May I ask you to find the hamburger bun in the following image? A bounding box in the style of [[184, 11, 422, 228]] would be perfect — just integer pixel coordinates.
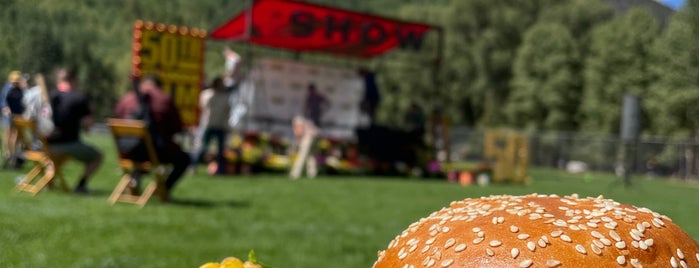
[[373, 194, 698, 267]]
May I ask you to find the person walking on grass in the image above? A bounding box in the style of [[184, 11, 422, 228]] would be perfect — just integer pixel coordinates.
[[191, 76, 231, 174]]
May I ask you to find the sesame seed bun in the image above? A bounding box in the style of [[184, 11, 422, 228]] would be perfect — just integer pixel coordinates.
[[373, 194, 699, 268]]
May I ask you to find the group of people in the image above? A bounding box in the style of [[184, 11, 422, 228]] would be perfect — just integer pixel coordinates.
[[1, 68, 103, 193], [0, 46, 389, 197]]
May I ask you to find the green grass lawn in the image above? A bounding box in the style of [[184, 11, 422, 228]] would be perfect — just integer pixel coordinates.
[[1, 134, 698, 267]]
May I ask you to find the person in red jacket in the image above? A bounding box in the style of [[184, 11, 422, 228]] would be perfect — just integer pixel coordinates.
[[115, 75, 189, 200]]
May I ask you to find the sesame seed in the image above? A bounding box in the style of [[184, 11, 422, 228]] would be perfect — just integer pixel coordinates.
[[427, 258, 436, 267], [677, 248, 685, 259], [551, 230, 563, 237], [492, 217, 498, 224], [644, 238, 654, 246], [530, 213, 542, 220], [510, 225, 519, 233], [617, 255, 626, 265], [426, 237, 436, 245], [575, 244, 587, 254], [541, 235, 549, 244], [570, 225, 580, 231], [631, 241, 639, 248], [671, 256, 678, 268], [478, 231, 485, 238], [629, 258, 642, 268], [630, 231, 641, 241], [454, 243, 467, 252], [695, 253, 699, 262], [591, 231, 604, 239], [511, 248, 519, 259], [473, 237, 484, 244], [600, 238, 612, 246], [490, 240, 502, 247], [518, 234, 530, 240], [519, 259, 533, 268], [638, 207, 653, 213], [398, 250, 408, 260], [498, 216, 505, 223], [652, 217, 665, 227], [559, 206, 569, 210], [472, 227, 481, 233], [560, 234, 572, 242], [538, 239, 547, 248], [636, 223, 645, 233], [409, 244, 418, 252], [680, 260, 687, 268], [442, 226, 451, 233], [444, 238, 456, 249], [546, 259, 561, 267], [615, 241, 626, 249], [591, 244, 602, 255], [421, 245, 430, 253], [604, 223, 617, 229], [441, 259, 454, 267], [609, 230, 621, 241], [527, 241, 536, 252], [587, 222, 598, 228], [553, 220, 567, 227], [592, 239, 604, 248], [486, 248, 494, 256]]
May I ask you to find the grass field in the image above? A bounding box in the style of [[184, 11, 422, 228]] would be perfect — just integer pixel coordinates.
[[1, 134, 698, 267]]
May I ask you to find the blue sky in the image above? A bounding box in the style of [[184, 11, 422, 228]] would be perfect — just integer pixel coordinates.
[[662, 0, 686, 9]]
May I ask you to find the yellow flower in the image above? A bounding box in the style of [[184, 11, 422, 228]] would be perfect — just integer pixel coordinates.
[[220, 257, 245, 268], [199, 262, 221, 268], [243, 261, 263, 268]]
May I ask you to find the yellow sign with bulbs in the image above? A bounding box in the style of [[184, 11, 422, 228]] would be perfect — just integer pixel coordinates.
[[132, 20, 206, 126]]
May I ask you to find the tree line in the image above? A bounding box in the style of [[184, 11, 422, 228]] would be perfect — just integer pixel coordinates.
[[1, 0, 698, 139]]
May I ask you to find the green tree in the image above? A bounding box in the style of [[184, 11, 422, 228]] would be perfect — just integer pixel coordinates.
[[506, 23, 579, 131], [538, 0, 613, 47], [442, 0, 558, 126], [376, 4, 446, 127], [581, 7, 660, 134], [646, 0, 699, 137]]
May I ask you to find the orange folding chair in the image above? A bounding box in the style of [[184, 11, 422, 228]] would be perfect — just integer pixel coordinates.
[[107, 118, 166, 207], [13, 116, 69, 195]]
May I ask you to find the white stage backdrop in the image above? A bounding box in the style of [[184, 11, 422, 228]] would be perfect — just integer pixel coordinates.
[[237, 58, 364, 140]]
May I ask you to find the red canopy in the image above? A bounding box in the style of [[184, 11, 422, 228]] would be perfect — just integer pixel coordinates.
[[210, 0, 433, 58]]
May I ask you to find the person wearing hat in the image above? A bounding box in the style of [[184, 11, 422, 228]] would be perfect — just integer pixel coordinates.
[[1, 71, 23, 168]]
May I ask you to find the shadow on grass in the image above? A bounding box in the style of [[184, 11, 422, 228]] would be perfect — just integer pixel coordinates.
[[167, 198, 251, 209]]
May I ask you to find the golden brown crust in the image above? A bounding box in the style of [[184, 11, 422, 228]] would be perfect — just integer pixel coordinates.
[[373, 194, 699, 268]]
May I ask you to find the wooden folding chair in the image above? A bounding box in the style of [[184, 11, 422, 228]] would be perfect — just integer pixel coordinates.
[[107, 118, 166, 207], [13, 116, 70, 195]]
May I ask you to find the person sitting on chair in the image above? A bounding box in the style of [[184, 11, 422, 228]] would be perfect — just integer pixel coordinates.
[[115, 75, 189, 200], [47, 68, 103, 193]]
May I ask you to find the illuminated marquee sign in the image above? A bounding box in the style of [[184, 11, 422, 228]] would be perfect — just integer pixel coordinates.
[[132, 20, 206, 126]]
